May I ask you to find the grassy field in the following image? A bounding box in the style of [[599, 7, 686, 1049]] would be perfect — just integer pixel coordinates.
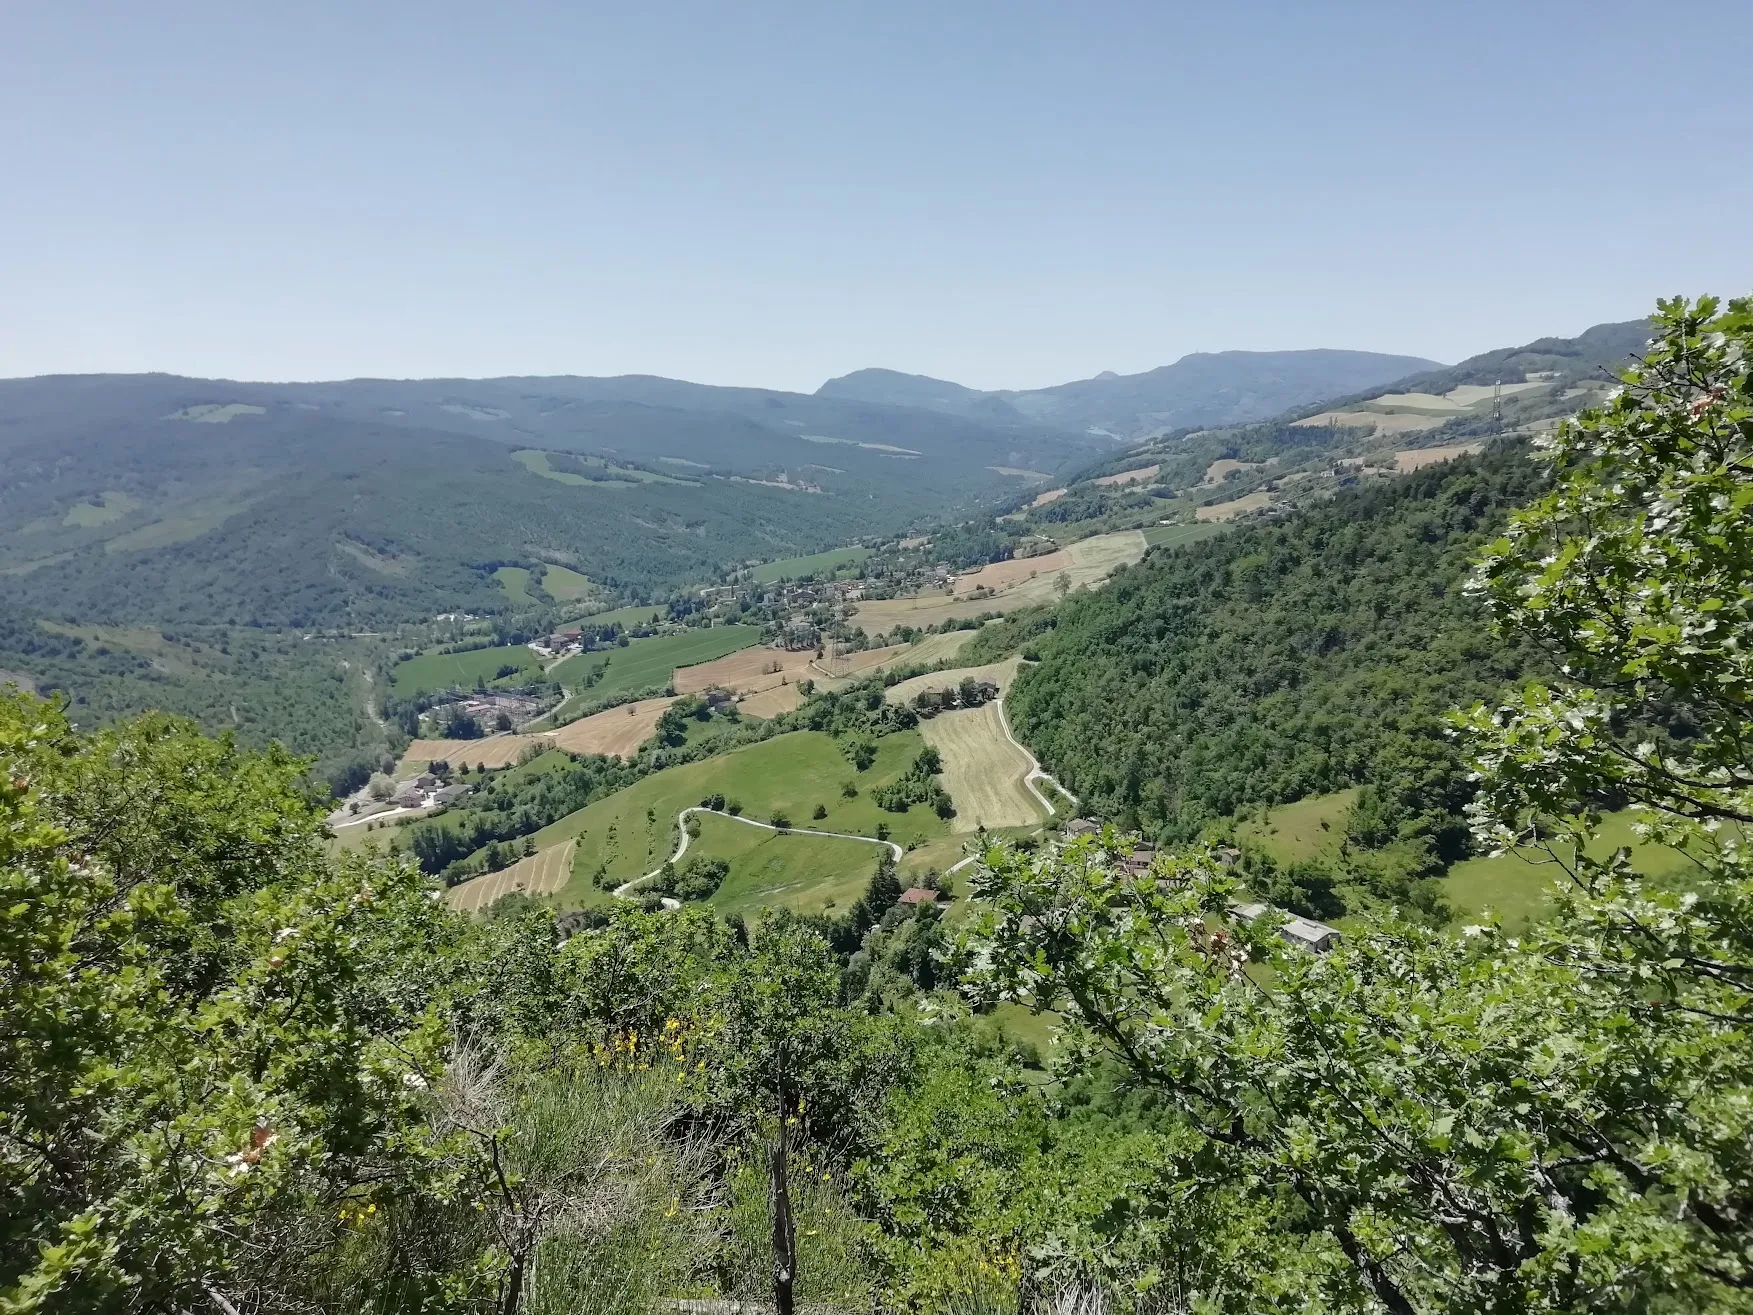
[[1143, 521, 1229, 551], [549, 695, 677, 758], [854, 531, 1146, 632], [884, 657, 1024, 705], [63, 492, 139, 528], [919, 701, 1044, 832], [494, 566, 537, 604], [579, 603, 670, 631], [550, 626, 762, 697], [1445, 810, 1702, 930], [392, 643, 543, 695], [1195, 491, 1274, 522], [530, 730, 951, 906], [445, 840, 576, 914], [541, 563, 594, 600], [1239, 791, 1703, 932], [1236, 789, 1359, 866], [511, 449, 687, 485], [105, 500, 249, 553], [751, 546, 871, 583], [686, 813, 892, 917]]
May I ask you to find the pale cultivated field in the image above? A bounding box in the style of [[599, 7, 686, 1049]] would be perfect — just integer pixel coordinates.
[[908, 629, 979, 663], [812, 631, 981, 693], [1031, 487, 1068, 507], [884, 656, 1025, 705], [809, 643, 909, 681], [1200, 458, 1262, 484], [1396, 442, 1485, 472], [1196, 491, 1275, 522], [550, 696, 677, 757], [739, 684, 804, 718], [402, 734, 548, 771], [1368, 391, 1471, 414], [675, 645, 815, 695], [853, 531, 1146, 632], [444, 840, 575, 914], [1444, 382, 1545, 406], [1294, 410, 1447, 434], [987, 466, 1051, 479], [954, 550, 1069, 594], [920, 703, 1043, 832], [1091, 464, 1159, 487]]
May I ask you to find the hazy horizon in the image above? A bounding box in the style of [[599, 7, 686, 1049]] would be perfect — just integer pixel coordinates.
[[3, 1, 1748, 391]]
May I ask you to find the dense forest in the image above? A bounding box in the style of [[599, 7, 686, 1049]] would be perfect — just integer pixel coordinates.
[[1009, 445, 1548, 846]]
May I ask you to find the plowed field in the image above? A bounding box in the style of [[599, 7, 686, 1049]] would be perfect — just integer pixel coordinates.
[[444, 840, 575, 914], [550, 696, 677, 757]]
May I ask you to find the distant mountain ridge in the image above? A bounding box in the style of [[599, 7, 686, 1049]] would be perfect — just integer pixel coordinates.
[[818, 348, 1445, 439]]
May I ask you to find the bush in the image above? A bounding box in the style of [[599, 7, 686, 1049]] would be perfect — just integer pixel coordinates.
[[812, 803, 828, 821], [769, 810, 791, 830]]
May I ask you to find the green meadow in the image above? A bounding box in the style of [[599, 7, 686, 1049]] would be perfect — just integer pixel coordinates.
[[1142, 521, 1228, 550], [751, 546, 870, 583], [392, 643, 543, 695], [549, 625, 761, 697], [520, 729, 950, 905]]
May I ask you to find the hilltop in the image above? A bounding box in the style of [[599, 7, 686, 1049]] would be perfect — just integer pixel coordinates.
[[818, 346, 1443, 438]]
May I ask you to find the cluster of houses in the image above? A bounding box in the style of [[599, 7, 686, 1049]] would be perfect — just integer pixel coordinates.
[[393, 772, 473, 811], [1059, 817, 1341, 954]]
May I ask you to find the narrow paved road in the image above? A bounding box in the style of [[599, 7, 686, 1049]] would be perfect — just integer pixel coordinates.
[[612, 806, 906, 906], [994, 698, 1078, 815]]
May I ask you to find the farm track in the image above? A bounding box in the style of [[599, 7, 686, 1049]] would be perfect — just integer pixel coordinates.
[[995, 698, 1077, 816], [613, 807, 904, 908]]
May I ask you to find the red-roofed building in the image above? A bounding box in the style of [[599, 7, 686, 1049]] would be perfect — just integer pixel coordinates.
[[898, 887, 944, 905]]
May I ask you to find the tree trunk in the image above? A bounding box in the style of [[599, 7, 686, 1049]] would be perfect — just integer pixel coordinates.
[[769, 1101, 797, 1315]]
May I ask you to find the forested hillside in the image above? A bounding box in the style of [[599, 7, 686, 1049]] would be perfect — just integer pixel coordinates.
[[1008, 444, 1547, 841], [0, 374, 1096, 629], [819, 346, 1442, 437]]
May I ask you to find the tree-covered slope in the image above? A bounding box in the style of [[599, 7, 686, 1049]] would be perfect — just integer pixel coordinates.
[[1007, 445, 1546, 839], [0, 374, 1097, 630], [819, 348, 1443, 438]]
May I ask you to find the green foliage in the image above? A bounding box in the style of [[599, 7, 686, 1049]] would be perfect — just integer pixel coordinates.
[[1010, 445, 1545, 843], [872, 745, 951, 815], [0, 694, 465, 1312], [967, 298, 1753, 1312]]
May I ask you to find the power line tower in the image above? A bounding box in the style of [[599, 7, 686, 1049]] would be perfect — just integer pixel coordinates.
[[1492, 378, 1504, 433]]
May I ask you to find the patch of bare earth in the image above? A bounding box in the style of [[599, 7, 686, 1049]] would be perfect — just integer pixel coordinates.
[[1396, 442, 1484, 472], [444, 840, 576, 914], [401, 734, 549, 771], [550, 696, 678, 758]]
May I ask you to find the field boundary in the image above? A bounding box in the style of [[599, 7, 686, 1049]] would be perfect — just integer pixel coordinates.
[[995, 698, 1078, 815], [613, 806, 904, 905]]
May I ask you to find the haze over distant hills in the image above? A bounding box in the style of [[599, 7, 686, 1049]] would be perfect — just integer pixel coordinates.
[[817, 347, 1445, 439]]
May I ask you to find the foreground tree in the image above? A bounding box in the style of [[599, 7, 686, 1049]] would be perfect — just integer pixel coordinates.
[[0, 699, 469, 1312], [968, 296, 1753, 1311]]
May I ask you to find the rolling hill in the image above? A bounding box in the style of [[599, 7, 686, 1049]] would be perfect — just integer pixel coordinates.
[[0, 372, 1106, 631], [818, 348, 1443, 439]]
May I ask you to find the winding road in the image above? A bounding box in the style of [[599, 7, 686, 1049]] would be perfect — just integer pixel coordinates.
[[994, 698, 1078, 816], [612, 806, 905, 907], [610, 709, 1070, 905]]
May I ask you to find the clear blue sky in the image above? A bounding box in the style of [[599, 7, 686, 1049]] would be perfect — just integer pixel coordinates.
[[4, 1, 1749, 391]]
